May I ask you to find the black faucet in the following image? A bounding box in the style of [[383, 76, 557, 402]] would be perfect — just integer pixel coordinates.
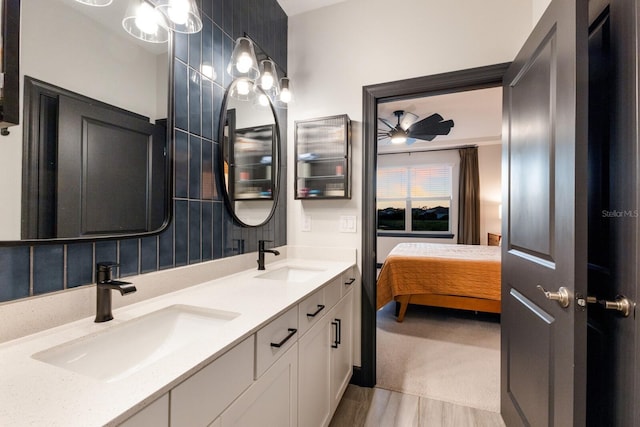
[[257, 240, 280, 270], [95, 262, 137, 323]]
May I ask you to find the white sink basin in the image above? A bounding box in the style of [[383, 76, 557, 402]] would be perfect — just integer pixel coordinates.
[[256, 266, 325, 282], [32, 304, 240, 382]]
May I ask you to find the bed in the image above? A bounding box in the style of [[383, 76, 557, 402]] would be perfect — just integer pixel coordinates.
[[377, 242, 501, 322]]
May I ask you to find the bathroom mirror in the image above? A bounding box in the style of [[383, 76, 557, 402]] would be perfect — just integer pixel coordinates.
[[0, 0, 171, 241], [220, 79, 280, 227]]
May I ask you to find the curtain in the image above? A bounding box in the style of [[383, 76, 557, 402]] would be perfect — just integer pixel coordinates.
[[458, 147, 480, 244]]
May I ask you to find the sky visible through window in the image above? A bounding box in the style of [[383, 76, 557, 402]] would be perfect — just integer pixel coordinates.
[[377, 165, 452, 232]]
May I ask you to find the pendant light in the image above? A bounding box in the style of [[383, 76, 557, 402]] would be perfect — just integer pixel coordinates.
[[227, 37, 260, 81], [154, 0, 203, 34], [123, 0, 169, 43], [257, 59, 280, 99], [229, 78, 256, 102], [276, 76, 293, 108], [75, 0, 113, 6]]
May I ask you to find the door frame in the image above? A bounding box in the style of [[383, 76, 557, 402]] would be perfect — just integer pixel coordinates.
[[357, 62, 510, 387]]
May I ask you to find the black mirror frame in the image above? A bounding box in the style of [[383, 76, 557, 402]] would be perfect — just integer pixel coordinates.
[[0, 3, 174, 245], [218, 80, 281, 228]]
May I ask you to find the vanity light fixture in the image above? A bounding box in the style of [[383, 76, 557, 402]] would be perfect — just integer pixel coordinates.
[[122, 0, 170, 43], [257, 59, 280, 98], [75, 0, 113, 6], [201, 64, 217, 81], [154, 0, 203, 34], [230, 78, 255, 102], [227, 37, 260, 81], [276, 76, 293, 108]]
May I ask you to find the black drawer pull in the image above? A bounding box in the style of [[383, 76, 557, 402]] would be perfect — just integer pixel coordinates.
[[335, 318, 342, 345], [270, 328, 297, 348], [331, 321, 339, 348], [306, 304, 325, 318], [344, 278, 355, 285]]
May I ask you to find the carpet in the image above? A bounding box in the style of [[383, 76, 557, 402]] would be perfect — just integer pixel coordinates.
[[376, 302, 501, 413]]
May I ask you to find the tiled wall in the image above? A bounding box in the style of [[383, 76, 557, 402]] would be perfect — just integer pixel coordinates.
[[0, 0, 288, 303]]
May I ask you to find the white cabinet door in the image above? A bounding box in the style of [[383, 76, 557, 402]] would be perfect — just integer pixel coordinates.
[[298, 316, 332, 427], [220, 343, 298, 427], [330, 290, 353, 415]]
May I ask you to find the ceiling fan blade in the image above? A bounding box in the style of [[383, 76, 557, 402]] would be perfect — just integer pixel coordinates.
[[378, 118, 394, 130], [408, 117, 454, 139], [407, 113, 444, 134], [400, 112, 419, 130]]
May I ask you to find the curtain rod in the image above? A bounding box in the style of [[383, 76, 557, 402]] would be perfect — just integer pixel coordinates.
[[377, 144, 477, 156]]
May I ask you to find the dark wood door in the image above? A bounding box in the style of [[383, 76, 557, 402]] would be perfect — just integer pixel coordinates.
[[588, 1, 639, 425], [501, 0, 588, 425]]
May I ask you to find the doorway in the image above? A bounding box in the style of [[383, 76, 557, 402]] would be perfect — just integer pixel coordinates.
[[359, 63, 509, 389], [373, 86, 503, 411]]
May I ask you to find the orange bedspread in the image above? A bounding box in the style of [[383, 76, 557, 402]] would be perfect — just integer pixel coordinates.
[[376, 243, 501, 310]]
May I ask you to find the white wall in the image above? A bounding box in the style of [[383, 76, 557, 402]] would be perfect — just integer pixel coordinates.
[[287, 0, 533, 366], [0, 0, 167, 239], [532, 0, 552, 25]]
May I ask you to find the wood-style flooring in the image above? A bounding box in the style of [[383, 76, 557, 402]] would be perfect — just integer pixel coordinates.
[[329, 385, 506, 427]]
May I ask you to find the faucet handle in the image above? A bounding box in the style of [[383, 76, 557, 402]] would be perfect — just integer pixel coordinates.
[[96, 262, 119, 283], [97, 261, 119, 271], [258, 240, 273, 250]]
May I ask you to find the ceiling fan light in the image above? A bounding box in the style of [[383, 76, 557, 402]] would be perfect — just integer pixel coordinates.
[[390, 128, 407, 144]]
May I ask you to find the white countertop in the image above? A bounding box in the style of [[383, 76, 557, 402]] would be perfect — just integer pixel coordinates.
[[0, 256, 354, 426]]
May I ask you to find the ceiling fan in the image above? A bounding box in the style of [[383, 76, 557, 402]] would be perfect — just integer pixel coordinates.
[[378, 110, 455, 145]]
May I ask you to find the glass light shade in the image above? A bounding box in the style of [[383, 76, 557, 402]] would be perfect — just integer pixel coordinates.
[[229, 78, 256, 102], [227, 37, 260, 81], [251, 86, 272, 109], [75, 0, 113, 6], [276, 76, 293, 108], [123, 0, 170, 43], [201, 64, 217, 81], [257, 59, 280, 98], [154, 0, 203, 34]]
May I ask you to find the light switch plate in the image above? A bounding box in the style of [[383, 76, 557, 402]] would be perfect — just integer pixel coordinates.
[[339, 215, 357, 233], [301, 214, 311, 232]]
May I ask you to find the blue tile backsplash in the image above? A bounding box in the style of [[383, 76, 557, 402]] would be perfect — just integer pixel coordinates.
[[0, 0, 288, 303]]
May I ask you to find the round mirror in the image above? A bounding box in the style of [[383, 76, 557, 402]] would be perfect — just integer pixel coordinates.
[[219, 79, 280, 227]]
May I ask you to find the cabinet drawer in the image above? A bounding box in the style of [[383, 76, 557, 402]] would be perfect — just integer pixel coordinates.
[[256, 306, 298, 378], [342, 267, 357, 296], [170, 336, 254, 427], [298, 288, 326, 336], [324, 276, 342, 311], [119, 394, 168, 427]]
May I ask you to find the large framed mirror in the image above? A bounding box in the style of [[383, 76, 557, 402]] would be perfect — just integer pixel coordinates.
[[220, 79, 280, 227], [0, 0, 172, 242]]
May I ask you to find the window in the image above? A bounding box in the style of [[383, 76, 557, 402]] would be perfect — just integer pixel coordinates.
[[377, 164, 453, 234]]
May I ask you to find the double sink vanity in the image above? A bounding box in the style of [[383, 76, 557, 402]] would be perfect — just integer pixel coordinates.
[[0, 246, 357, 426]]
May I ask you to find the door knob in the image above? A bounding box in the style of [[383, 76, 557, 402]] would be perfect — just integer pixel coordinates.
[[536, 285, 570, 308], [599, 295, 633, 317], [575, 293, 633, 317]]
